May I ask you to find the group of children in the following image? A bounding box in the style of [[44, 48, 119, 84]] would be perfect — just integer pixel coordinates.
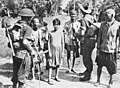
[[30, 17, 64, 85]]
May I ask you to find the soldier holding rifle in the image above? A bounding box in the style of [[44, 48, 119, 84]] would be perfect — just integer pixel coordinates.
[[6, 8, 35, 88]]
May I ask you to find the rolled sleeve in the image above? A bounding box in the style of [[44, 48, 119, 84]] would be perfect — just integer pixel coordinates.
[[23, 25, 32, 40]]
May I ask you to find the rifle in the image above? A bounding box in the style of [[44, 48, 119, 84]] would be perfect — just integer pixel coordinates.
[[5, 26, 15, 56]]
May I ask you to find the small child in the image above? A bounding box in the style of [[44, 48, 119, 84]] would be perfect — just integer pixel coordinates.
[[47, 18, 64, 85]]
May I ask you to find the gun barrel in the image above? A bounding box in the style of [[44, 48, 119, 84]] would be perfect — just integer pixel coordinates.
[[6, 28, 15, 56]]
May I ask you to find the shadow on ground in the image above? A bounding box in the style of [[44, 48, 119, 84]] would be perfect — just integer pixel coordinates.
[[0, 63, 13, 70], [4, 85, 13, 88], [59, 69, 79, 82], [0, 82, 12, 88], [0, 63, 13, 78]]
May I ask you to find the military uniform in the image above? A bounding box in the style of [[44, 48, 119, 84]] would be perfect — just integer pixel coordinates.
[[8, 8, 35, 88], [80, 25, 98, 77], [10, 20, 33, 84], [79, 14, 99, 81]]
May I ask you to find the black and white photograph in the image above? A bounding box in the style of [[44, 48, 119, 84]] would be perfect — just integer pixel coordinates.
[[0, 0, 120, 88]]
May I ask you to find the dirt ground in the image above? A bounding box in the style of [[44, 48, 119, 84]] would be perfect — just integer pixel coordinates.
[[0, 53, 120, 88], [0, 15, 120, 88]]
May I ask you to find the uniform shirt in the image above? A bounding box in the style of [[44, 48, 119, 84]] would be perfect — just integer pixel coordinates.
[[85, 25, 99, 38], [64, 20, 80, 45], [11, 20, 33, 44], [22, 24, 33, 40], [97, 20, 120, 53], [14, 20, 33, 59]]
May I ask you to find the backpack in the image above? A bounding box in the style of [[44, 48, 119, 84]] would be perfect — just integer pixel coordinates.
[[11, 23, 24, 42]]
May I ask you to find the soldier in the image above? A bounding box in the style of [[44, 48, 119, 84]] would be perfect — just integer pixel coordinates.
[[7, 8, 35, 88], [64, 9, 80, 73], [77, 4, 100, 81], [79, 15, 99, 81], [95, 9, 120, 87]]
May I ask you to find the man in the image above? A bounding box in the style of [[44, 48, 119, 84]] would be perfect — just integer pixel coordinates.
[[95, 9, 120, 87], [64, 9, 80, 73], [77, 4, 96, 81], [79, 16, 99, 81], [77, 3, 93, 53], [8, 8, 35, 88]]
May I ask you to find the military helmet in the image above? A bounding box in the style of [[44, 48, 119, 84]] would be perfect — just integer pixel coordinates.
[[18, 8, 35, 17], [70, 9, 77, 16]]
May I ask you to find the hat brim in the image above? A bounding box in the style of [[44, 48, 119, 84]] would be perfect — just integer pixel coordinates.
[[78, 3, 91, 14]]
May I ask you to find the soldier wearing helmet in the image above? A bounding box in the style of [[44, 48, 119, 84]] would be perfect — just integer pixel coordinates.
[[64, 9, 80, 73], [8, 8, 35, 88]]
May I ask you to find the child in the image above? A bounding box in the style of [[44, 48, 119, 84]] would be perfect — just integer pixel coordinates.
[[47, 18, 64, 85]]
